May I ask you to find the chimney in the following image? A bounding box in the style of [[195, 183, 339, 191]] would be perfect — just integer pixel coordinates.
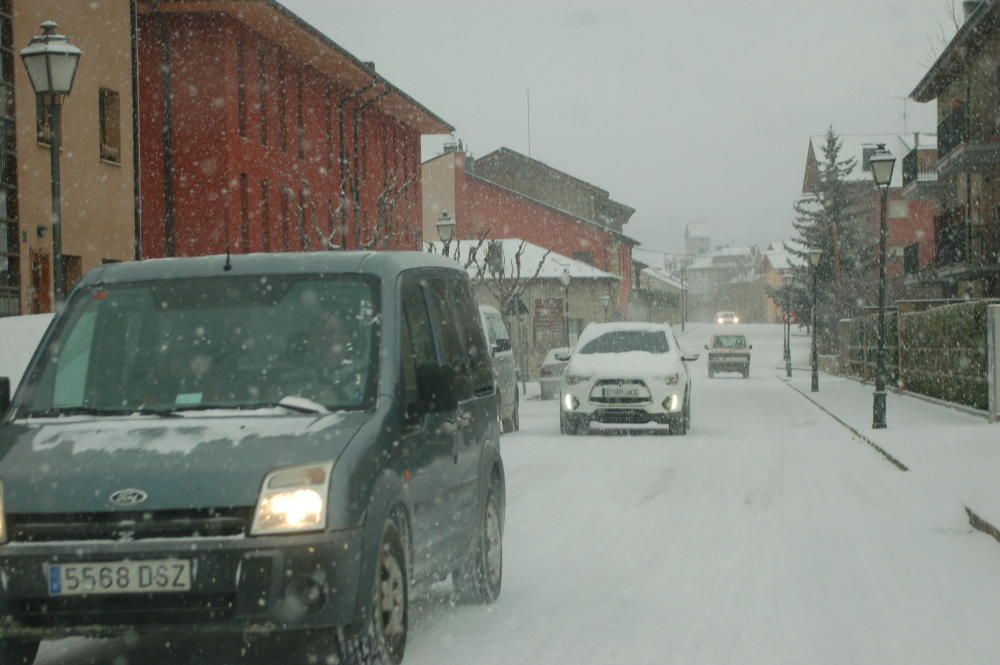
[[442, 141, 459, 154], [363, 61, 376, 72], [964, 1, 985, 21]]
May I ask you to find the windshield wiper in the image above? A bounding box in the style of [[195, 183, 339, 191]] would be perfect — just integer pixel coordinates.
[[23, 406, 181, 419], [168, 398, 328, 415]]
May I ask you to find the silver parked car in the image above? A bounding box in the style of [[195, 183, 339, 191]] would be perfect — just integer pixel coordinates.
[[480, 305, 519, 432], [539, 346, 570, 400]]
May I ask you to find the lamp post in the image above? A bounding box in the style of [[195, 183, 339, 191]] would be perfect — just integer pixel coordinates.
[[599, 293, 611, 322], [870, 144, 896, 429], [783, 276, 792, 378], [436, 210, 456, 257], [20, 21, 82, 309], [559, 268, 572, 347], [680, 258, 688, 331], [808, 248, 823, 392]]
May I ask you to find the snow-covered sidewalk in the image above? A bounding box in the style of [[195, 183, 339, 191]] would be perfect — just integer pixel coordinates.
[[785, 370, 1000, 538]]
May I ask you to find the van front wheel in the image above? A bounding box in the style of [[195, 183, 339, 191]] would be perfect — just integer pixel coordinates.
[[337, 515, 408, 665]]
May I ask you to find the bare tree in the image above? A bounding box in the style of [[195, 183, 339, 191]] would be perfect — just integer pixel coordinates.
[[920, 0, 962, 67]]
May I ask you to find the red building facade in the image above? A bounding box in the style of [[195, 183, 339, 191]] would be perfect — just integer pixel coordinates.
[[422, 149, 637, 313], [137, 1, 451, 259]]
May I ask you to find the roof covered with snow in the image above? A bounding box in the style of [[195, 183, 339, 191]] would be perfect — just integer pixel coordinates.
[[807, 134, 930, 189], [641, 267, 683, 290], [425, 239, 620, 281]]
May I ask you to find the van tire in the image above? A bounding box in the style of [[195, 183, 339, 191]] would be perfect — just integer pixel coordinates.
[[453, 478, 503, 604], [0, 639, 40, 665], [337, 515, 408, 665]]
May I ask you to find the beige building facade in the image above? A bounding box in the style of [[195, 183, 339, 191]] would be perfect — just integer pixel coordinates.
[[10, 0, 137, 314]]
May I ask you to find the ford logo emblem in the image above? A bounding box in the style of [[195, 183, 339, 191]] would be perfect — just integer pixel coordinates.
[[108, 488, 149, 506]]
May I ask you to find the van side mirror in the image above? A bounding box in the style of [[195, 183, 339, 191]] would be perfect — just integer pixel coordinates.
[[682, 353, 700, 362], [749, 344, 753, 350], [554, 350, 571, 362], [0, 377, 9, 415], [416, 364, 459, 413], [492, 338, 512, 354]]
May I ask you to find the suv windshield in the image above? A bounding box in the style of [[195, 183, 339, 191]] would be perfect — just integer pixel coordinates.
[[16, 275, 379, 417], [712, 335, 747, 349], [578, 330, 670, 355]]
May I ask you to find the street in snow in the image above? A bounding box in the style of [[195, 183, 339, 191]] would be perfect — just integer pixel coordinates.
[[17, 324, 1000, 665]]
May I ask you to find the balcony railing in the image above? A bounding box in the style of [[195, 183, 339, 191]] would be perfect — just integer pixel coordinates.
[[934, 206, 1000, 268], [938, 105, 969, 160], [901, 148, 938, 187]]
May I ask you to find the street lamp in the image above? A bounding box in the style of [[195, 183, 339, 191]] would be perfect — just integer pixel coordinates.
[[436, 210, 456, 257], [783, 275, 792, 378], [808, 248, 823, 392], [870, 144, 895, 429], [21, 21, 82, 309], [559, 268, 572, 347], [599, 293, 611, 322]]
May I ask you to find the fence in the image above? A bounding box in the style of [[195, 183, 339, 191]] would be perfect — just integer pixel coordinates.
[[839, 300, 998, 416]]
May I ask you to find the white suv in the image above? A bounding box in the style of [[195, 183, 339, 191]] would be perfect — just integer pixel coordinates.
[[558, 322, 698, 435]]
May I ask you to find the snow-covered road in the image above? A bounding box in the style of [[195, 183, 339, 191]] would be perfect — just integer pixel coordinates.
[[33, 324, 1000, 665]]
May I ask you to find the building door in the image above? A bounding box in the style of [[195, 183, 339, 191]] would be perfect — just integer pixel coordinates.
[[30, 250, 51, 313]]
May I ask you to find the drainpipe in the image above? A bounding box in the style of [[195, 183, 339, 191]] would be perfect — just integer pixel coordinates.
[[129, 0, 142, 260], [352, 84, 390, 248], [152, 1, 176, 257], [337, 81, 376, 249]]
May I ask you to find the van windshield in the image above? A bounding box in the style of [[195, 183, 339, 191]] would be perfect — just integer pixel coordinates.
[[16, 275, 379, 417]]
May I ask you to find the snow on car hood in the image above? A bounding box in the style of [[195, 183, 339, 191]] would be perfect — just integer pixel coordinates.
[[567, 351, 683, 379], [0, 411, 369, 513]]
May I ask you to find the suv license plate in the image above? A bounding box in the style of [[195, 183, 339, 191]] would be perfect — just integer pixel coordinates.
[[47, 559, 192, 596], [603, 387, 641, 398]]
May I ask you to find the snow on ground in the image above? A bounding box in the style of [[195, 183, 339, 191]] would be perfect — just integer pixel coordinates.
[[0, 314, 51, 386], [10, 321, 1000, 665]]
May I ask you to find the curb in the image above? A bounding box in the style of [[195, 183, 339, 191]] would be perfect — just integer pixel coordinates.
[[966, 507, 1000, 545], [783, 380, 909, 472]]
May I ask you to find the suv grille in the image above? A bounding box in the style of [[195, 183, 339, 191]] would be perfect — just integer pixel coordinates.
[[6, 508, 252, 543], [15, 594, 237, 627]]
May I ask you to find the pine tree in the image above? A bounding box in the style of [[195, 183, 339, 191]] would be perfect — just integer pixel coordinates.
[[789, 127, 874, 351]]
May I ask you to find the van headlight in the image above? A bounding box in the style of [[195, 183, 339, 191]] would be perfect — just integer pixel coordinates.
[[0, 479, 6, 544], [251, 462, 333, 535]]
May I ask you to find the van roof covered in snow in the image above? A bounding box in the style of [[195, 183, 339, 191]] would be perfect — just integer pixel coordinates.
[[78, 251, 466, 286]]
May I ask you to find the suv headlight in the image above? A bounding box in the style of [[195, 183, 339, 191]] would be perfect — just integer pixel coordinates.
[[0, 479, 6, 545], [251, 462, 333, 536], [564, 374, 591, 386]]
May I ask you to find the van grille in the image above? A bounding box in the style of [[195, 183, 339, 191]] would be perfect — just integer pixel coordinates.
[[7, 508, 252, 543]]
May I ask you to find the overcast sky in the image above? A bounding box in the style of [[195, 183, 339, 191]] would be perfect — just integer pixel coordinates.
[[283, 0, 956, 258]]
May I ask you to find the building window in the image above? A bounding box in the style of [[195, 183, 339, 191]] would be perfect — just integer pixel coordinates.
[[35, 96, 52, 144], [296, 66, 304, 159], [889, 200, 909, 219], [257, 47, 268, 146], [261, 178, 271, 252], [903, 243, 920, 275], [237, 39, 247, 139], [0, 1, 19, 316], [280, 186, 290, 250], [240, 174, 249, 252], [99, 88, 121, 163], [325, 89, 334, 172], [861, 146, 875, 172], [277, 63, 287, 154]]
